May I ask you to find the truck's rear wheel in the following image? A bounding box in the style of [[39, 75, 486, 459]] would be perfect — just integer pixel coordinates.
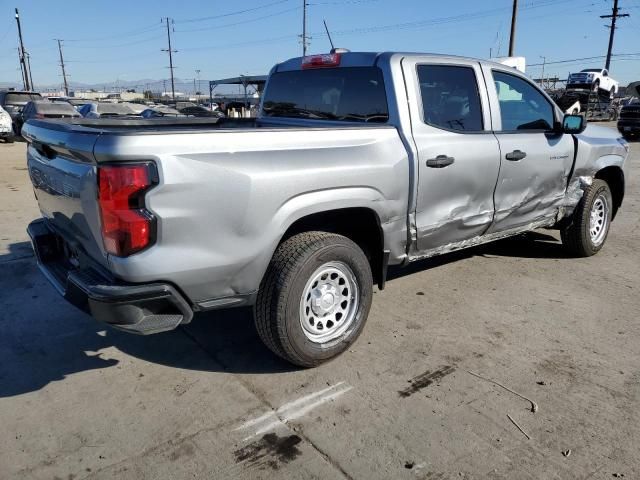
[[561, 179, 612, 257], [255, 232, 373, 367]]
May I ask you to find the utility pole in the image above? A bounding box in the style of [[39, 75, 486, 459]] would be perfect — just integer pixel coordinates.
[[162, 17, 177, 101], [195, 69, 201, 99], [540, 56, 546, 89], [301, 0, 309, 56], [56, 39, 69, 97], [508, 0, 518, 56], [15, 8, 31, 91], [26, 53, 34, 90], [16, 49, 27, 91], [601, 0, 629, 71]]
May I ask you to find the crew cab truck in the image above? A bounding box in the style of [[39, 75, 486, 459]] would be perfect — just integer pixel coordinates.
[[24, 51, 629, 367]]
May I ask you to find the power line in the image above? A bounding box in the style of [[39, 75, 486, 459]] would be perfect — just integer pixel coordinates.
[[64, 23, 162, 43], [601, 0, 630, 71], [527, 52, 640, 67], [176, 0, 291, 24], [175, 7, 301, 33], [178, 0, 595, 53]]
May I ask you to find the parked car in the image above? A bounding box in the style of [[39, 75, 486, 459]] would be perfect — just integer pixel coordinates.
[[617, 99, 640, 140], [0, 90, 43, 133], [179, 105, 225, 118], [78, 102, 136, 118], [16, 101, 81, 133], [0, 105, 14, 143], [124, 102, 149, 115], [23, 51, 629, 367], [66, 98, 93, 110], [567, 69, 619, 98], [141, 106, 184, 118]]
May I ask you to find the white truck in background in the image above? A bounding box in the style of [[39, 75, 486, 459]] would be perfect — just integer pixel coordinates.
[[567, 69, 619, 98]]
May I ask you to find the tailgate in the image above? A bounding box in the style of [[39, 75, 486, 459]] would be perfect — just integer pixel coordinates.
[[23, 120, 108, 269]]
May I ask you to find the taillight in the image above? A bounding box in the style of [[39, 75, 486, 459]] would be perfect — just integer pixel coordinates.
[[302, 53, 341, 69], [98, 163, 157, 257]]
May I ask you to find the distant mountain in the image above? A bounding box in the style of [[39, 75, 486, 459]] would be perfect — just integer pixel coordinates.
[[1, 78, 194, 92]]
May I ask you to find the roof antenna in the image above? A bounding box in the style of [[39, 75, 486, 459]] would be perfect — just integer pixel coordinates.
[[323, 19, 335, 50]]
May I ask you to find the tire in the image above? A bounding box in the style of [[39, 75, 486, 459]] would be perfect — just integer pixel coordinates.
[[592, 80, 600, 92], [4, 136, 14, 143], [609, 88, 615, 100], [255, 231, 373, 367], [561, 179, 613, 257]]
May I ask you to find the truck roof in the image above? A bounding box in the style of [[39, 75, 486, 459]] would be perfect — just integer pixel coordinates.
[[275, 51, 518, 72]]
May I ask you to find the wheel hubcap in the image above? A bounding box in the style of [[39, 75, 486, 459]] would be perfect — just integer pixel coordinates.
[[299, 261, 359, 343], [589, 194, 609, 246]]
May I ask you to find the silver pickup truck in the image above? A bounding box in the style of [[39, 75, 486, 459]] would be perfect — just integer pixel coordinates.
[[24, 51, 629, 367]]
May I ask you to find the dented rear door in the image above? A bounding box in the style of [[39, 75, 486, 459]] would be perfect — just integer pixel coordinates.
[[402, 57, 501, 251]]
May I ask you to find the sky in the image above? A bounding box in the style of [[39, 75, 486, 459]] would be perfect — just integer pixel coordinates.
[[0, 0, 639, 93]]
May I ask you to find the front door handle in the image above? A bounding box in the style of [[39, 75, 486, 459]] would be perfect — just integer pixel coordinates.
[[426, 155, 455, 168], [505, 150, 527, 161]]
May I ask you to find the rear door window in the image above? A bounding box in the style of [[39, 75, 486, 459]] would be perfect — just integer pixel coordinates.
[[417, 65, 484, 132], [262, 67, 389, 123]]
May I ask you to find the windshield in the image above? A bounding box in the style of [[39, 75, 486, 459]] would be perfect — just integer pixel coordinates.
[[35, 102, 79, 114], [262, 67, 389, 123], [4, 92, 42, 104], [97, 103, 134, 115]]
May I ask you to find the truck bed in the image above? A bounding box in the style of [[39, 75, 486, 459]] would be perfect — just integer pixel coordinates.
[[25, 116, 259, 135]]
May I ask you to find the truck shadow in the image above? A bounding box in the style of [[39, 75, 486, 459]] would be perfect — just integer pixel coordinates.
[[0, 247, 294, 398], [0, 231, 569, 397]]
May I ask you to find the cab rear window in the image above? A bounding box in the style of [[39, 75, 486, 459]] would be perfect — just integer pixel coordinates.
[[262, 67, 389, 123]]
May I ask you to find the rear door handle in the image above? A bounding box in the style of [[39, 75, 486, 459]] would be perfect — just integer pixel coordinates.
[[505, 150, 527, 161], [426, 155, 455, 168]]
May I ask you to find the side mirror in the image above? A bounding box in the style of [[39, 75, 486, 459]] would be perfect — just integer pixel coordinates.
[[562, 114, 586, 134]]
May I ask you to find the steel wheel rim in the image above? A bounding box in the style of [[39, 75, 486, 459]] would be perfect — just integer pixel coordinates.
[[299, 261, 359, 343], [589, 193, 609, 246]]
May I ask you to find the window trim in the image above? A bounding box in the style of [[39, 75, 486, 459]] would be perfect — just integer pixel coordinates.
[[415, 63, 486, 134], [491, 69, 557, 134]]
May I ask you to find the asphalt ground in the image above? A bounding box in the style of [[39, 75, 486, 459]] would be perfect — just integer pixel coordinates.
[[1, 127, 638, 479]]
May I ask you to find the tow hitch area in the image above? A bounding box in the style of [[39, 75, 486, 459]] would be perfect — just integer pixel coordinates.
[[27, 218, 193, 335]]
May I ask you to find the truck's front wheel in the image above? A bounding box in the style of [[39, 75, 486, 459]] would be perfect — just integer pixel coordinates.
[[255, 232, 373, 367], [561, 179, 613, 257]]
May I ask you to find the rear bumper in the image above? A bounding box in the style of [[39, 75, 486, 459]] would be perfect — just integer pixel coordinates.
[[28, 218, 193, 334]]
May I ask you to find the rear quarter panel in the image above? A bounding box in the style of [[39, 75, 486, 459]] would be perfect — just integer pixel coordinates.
[[95, 126, 409, 304]]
